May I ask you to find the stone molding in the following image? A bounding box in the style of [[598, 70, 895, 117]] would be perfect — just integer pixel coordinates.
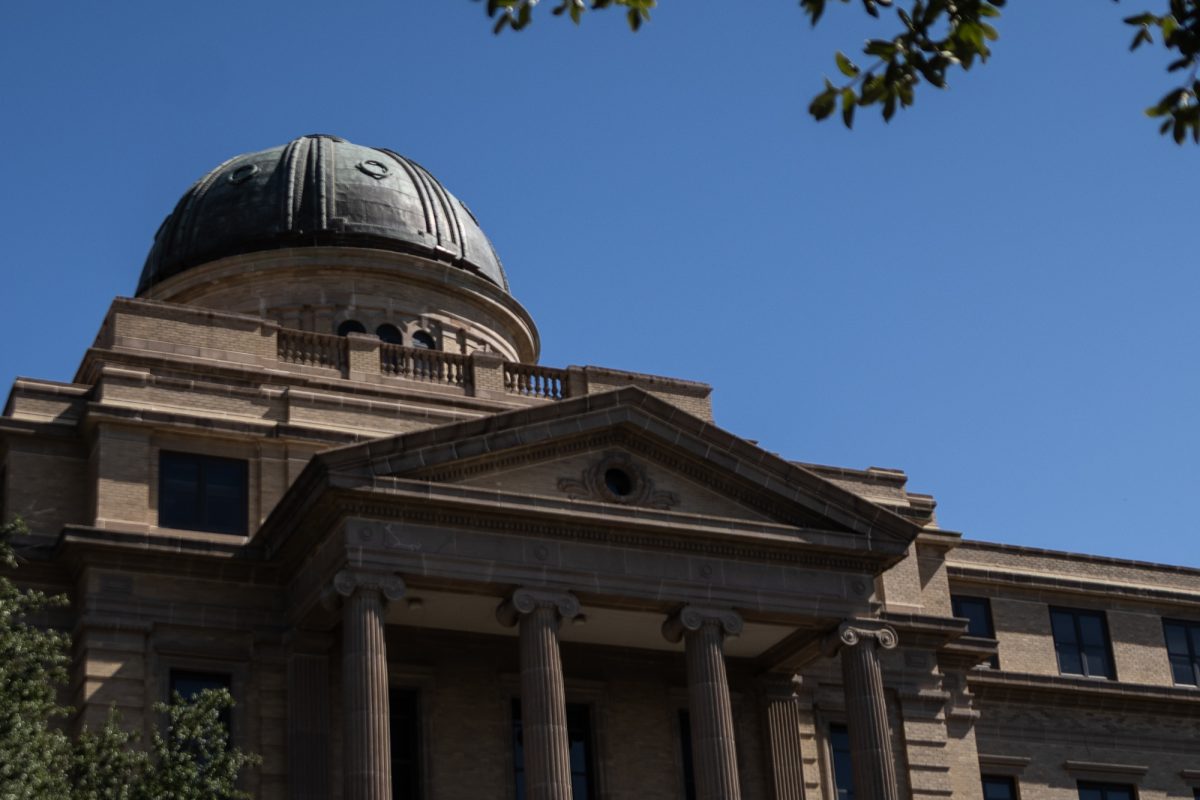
[[332, 569, 406, 602], [823, 619, 899, 657], [496, 588, 582, 628], [662, 606, 744, 643], [760, 672, 804, 701]]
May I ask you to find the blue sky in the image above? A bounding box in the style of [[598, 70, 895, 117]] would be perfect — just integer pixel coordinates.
[[1, 0, 1195, 565]]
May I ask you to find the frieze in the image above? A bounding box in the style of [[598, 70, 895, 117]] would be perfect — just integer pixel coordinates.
[[336, 500, 883, 573]]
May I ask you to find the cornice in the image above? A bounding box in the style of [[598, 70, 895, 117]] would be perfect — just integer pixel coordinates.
[[947, 563, 1200, 607], [967, 670, 1200, 714], [52, 525, 276, 583]]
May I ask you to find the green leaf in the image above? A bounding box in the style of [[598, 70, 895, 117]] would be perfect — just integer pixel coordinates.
[[842, 87, 857, 127], [836, 51, 861, 77]]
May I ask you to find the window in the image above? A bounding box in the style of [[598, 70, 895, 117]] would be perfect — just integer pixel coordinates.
[[829, 723, 854, 800], [983, 775, 1019, 800], [159, 451, 248, 535], [1077, 782, 1136, 800], [377, 324, 404, 345], [952, 595, 1000, 668], [1163, 619, 1200, 686], [1050, 607, 1115, 679], [390, 688, 422, 800], [512, 699, 595, 800], [678, 710, 695, 800], [337, 319, 366, 336], [169, 669, 232, 730], [411, 330, 436, 350]]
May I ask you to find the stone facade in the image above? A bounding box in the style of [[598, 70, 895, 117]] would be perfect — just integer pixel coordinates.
[[2, 137, 1198, 800]]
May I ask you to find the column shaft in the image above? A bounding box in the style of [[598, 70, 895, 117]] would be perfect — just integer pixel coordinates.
[[288, 653, 331, 800], [519, 604, 574, 800], [342, 588, 391, 800], [761, 677, 805, 800], [841, 639, 899, 800], [685, 621, 742, 800]]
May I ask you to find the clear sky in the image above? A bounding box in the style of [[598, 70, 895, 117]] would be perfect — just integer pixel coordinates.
[[1, 0, 1195, 566]]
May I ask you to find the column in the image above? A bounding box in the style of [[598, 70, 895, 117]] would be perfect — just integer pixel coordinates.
[[662, 606, 744, 800], [496, 588, 581, 800], [335, 570, 406, 800], [761, 674, 806, 800], [829, 620, 900, 800], [287, 636, 332, 800]]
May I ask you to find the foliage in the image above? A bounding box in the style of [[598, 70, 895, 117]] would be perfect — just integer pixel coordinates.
[[0, 518, 259, 800], [475, 0, 1200, 143]]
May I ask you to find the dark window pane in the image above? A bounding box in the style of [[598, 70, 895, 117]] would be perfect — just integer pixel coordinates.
[[679, 710, 696, 800], [1051, 608, 1113, 679], [1078, 787, 1104, 800], [830, 723, 854, 800], [1079, 781, 1136, 800], [1163, 620, 1200, 686], [158, 452, 248, 535], [982, 776, 1016, 800], [412, 330, 436, 350], [377, 324, 403, 345], [953, 595, 999, 668], [390, 688, 421, 800], [337, 319, 366, 336]]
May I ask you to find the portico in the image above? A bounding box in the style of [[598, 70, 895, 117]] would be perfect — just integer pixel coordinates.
[[264, 387, 921, 800]]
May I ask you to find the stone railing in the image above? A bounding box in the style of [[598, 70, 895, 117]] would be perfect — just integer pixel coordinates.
[[504, 363, 568, 400], [278, 329, 348, 372], [92, 299, 714, 419], [380, 344, 470, 389]]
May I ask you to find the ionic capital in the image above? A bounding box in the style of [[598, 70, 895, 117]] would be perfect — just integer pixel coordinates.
[[822, 619, 898, 657], [332, 569, 406, 602], [661, 605, 744, 644], [496, 587, 581, 628]]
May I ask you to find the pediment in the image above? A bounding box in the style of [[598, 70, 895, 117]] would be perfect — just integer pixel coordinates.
[[314, 387, 920, 545], [419, 436, 778, 525]]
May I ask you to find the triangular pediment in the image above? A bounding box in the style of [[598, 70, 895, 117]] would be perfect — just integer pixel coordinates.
[[313, 387, 919, 545]]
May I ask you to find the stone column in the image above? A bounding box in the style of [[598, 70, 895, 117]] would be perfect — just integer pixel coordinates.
[[828, 620, 900, 800], [663, 606, 745, 800], [497, 588, 582, 800], [287, 641, 332, 800], [761, 674, 806, 800], [335, 570, 406, 800]]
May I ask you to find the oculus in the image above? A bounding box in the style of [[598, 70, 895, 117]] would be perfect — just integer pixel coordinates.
[[557, 452, 679, 509]]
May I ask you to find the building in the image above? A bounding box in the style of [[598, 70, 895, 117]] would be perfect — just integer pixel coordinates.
[[1, 134, 1197, 800]]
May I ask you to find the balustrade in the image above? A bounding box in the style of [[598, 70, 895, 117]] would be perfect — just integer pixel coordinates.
[[278, 329, 348, 371], [379, 344, 469, 389], [504, 363, 567, 400]]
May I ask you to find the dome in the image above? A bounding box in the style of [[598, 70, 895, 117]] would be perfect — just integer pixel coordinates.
[[137, 134, 509, 295]]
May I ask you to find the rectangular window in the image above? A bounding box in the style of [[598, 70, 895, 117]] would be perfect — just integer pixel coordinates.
[[390, 687, 422, 800], [829, 723, 855, 800], [169, 669, 233, 729], [678, 710, 696, 800], [1050, 607, 1115, 679], [1077, 782, 1136, 800], [983, 775, 1019, 800], [159, 451, 248, 535], [1163, 619, 1200, 686], [512, 699, 595, 800], [952, 595, 1000, 668]]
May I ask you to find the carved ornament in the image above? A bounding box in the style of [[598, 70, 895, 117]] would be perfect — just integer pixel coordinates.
[[661, 605, 744, 643], [556, 451, 679, 509], [332, 569, 406, 602], [495, 587, 582, 628], [822, 619, 899, 657]]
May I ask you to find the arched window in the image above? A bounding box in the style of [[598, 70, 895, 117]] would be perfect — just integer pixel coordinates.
[[376, 324, 403, 345], [411, 330, 437, 350], [337, 319, 366, 336]]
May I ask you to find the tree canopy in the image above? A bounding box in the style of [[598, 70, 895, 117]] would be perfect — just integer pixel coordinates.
[[0, 518, 258, 800], [478, 0, 1200, 144]]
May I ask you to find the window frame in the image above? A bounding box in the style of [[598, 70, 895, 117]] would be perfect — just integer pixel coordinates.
[[1077, 781, 1138, 800], [982, 774, 1020, 800], [1049, 606, 1117, 680], [1162, 618, 1200, 686], [952, 594, 1000, 668], [157, 450, 249, 536]]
